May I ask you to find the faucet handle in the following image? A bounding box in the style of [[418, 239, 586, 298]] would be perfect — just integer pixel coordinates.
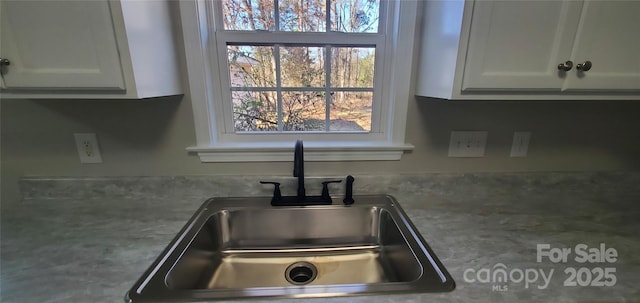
[[343, 175, 355, 205], [321, 180, 342, 201], [260, 181, 282, 205]]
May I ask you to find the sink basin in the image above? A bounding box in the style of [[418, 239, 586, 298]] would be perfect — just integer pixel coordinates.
[[126, 195, 454, 302]]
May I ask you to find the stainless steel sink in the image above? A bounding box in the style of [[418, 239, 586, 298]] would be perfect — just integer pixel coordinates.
[[126, 195, 454, 302]]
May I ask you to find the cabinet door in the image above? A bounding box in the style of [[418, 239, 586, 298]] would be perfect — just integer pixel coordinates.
[[563, 1, 640, 91], [0, 1, 125, 90], [462, 0, 583, 91]]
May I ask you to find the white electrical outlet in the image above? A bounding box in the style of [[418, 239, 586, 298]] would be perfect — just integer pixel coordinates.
[[448, 131, 488, 157], [510, 131, 531, 157], [74, 133, 103, 164]]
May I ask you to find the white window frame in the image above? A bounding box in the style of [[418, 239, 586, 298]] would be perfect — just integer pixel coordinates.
[[179, 0, 417, 162]]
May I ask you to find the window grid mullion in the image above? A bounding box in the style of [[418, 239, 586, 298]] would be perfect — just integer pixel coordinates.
[[325, 0, 331, 132], [273, 0, 279, 31], [274, 45, 283, 131], [230, 87, 373, 92], [218, 32, 384, 46], [325, 0, 331, 33], [324, 45, 331, 132]]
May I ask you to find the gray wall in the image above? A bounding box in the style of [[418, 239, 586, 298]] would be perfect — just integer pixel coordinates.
[[3, 94, 640, 207]]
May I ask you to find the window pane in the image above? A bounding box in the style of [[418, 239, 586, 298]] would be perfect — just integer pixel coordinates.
[[223, 0, 275, 30], [330, 0, 380, 33], [279, 0, 326, 32], [329, 91, 372, 131], [232, 91, 278, 131], [331, 47, 375, 88], [282, 91, 326, 131], [228, 45, 276, 87], [280, 46, 325, 87]]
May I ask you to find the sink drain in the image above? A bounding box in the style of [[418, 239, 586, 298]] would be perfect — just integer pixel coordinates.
[[285, 262, 317, 285]]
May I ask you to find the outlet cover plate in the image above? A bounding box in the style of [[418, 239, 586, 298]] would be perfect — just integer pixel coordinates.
[[74, 133, 103, 164], [448, 131, 488, 157]]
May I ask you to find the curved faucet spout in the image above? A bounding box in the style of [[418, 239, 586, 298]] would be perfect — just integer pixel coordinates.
[[294, 140, 305, 200], [263, 139, 340, 206]]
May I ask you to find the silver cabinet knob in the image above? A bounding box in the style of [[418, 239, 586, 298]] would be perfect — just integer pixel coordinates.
[[0, 58, 10, 66], [557, 60, 573, 71], [576, 61, 592, 72]]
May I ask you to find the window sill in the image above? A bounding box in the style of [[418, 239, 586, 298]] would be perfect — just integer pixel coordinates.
[[186, 142, 414, 162]]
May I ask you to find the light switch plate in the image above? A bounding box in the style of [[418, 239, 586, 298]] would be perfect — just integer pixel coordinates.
[[448, 131, 488, 157], [510, 131, 531, 157]]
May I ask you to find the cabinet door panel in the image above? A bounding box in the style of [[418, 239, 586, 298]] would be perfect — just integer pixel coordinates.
[[563, 1, 640, 91], [462, 0, 582, 91], [0, 1, 125, 90]]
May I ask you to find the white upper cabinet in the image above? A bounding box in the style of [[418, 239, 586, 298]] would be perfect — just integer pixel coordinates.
[[415, 0, 640, 100], [1, 1, 125, 90], [462, 1, 582, 91], [563, 1, 640, 91], [0, 0, 182, 99]]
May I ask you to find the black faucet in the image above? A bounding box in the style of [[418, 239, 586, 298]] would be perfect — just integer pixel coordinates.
[[294, 140, 305, 200], [261, 140, 346, 206]]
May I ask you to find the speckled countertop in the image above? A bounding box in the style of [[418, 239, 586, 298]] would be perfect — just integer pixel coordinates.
[[2, 173, 639, 302]]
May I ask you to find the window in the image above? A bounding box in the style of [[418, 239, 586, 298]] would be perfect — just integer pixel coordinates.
[[219, 0, 381, 133], [180, 0, 418, 161]]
